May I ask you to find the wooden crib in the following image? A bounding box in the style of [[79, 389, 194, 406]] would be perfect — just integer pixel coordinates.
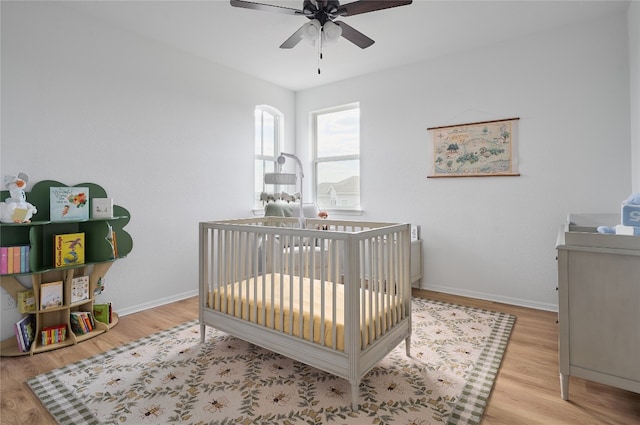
[[199, 216, 412, 411]]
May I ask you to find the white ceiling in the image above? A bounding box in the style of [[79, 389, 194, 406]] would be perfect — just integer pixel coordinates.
[[65, 0, 630, 91]]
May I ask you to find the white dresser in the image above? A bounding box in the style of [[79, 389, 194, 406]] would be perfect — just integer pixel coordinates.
[[556, 214, 640, 400]]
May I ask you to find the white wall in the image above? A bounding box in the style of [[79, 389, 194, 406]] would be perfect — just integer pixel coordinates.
[[296, 12, 631, 310], [0, 2, 295, 340], [630, 1, 640, 192], [0, 3, 634, 343]]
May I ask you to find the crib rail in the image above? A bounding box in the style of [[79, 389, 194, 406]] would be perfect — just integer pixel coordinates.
[[199, 218, 411, 353]]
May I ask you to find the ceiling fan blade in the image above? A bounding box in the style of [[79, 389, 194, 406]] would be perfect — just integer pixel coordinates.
[[279, 25, 306, 49], [230, 0, 305, 16], [335, 21, 374, 49], [336, 0, 412, 17]]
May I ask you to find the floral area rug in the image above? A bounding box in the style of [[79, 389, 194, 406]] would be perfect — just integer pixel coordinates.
[[27, 298, 515, 425]]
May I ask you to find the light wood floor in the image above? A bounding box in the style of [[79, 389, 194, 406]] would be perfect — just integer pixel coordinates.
[[1, 290, 638, 424]]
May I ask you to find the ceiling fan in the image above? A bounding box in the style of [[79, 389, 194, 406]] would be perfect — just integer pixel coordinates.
[[230, 0, 413, 49]]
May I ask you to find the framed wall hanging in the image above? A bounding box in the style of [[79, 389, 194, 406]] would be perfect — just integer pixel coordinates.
[[427, 117, 520, 178]]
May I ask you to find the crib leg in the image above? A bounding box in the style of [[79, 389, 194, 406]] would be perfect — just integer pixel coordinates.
[[405, 335, 411, 357], [351, 383, 359, 411], [200, 323, 206, 343]]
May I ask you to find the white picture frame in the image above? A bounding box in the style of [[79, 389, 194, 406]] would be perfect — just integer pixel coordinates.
[[92, 198, 113, 218]]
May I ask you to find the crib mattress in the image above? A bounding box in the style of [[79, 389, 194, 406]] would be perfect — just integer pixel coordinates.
[[208, 274, 401, 351]]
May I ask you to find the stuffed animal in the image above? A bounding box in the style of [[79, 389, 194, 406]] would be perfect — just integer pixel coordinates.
[[0, 172, 38, 223], [597, 192, 640, 235]]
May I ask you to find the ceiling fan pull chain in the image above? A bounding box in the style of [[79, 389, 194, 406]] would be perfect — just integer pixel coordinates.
[[317, 34, 322, 74]]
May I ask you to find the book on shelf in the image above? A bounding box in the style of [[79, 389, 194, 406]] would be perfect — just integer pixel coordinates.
[[6, 247, 12, 274], [17, 289, 36, 313], [10, 207, 29, 223], [70, 311, 95, 335], [40, 280, 64, 310], [12, 247, 20, 273], [49, 187, 89, 221], [0, 247, 7, 274], [1, 245, 31, 274], [54, 232, 85, 268], [92, 197, 113, 218], [41, 324, 66, 345], [14, 315, 35, 352], [93, 302, 112, 324], [70, 275, 90, 303]]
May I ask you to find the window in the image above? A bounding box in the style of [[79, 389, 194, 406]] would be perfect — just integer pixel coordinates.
[[313, 104, 360, 210], [254, 105, 282, 208]]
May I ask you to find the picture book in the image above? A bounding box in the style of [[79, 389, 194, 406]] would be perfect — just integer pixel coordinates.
[[92, 197, 113, 218], [40, 280, 63, 310], [15, 315, 35, 352], [70, 275, 90, 303], [54, 232, 85, 268], [93, 302, 112, 324], [17, 289, 36, 313], [49, 187, 89, 221], [11, 208, 29, 222]]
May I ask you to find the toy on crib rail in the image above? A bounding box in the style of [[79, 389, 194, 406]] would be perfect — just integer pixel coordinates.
[[0, 173, 38, 223], [597, 192, 640, 235], [317, 210, 329, 230]]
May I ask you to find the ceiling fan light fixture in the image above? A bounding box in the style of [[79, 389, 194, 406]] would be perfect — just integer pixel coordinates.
[[301, 19, 321, 43], [322, 21, 342, 44]]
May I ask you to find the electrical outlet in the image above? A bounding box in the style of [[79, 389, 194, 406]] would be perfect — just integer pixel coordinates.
[[1, 287, 17, 310]]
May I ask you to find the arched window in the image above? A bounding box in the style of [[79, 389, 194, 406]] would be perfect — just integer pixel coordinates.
[[254, 105, 283, 208]]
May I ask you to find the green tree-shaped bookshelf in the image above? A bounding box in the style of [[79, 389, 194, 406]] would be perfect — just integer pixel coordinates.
[[0, 180, 132, 356]]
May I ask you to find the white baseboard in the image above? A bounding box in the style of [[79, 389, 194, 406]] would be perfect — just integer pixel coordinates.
[[117, 289, 199, 317], [419, 283, 558, 312]]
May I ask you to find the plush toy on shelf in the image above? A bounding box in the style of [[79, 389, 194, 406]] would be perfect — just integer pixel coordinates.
[[597, 192, 640, 235], [0, 172, 38, 223]]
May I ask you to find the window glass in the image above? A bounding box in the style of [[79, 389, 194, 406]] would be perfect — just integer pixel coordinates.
[[313, 104, 360, 210]]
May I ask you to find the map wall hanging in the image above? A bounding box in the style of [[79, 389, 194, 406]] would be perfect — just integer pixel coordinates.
[[428, 117, 520, 177]]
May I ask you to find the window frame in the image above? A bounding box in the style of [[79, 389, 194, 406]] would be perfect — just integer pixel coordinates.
[[254, 105, 283, 210], [312, 103, 361, 213]]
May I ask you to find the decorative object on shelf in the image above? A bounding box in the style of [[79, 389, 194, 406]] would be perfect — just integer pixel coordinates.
[[597, 192, 640, 235], [54, 232, 85, 268], [50, 187, 89, 221], [92, 197, 113, 218], [17, 289, 36, 313], [94, 276, 105, 296], [40, 281, 63, 310], [70, 275, 90, 303], [0, 172, 37, 223], [428, 118, 520, 178]]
